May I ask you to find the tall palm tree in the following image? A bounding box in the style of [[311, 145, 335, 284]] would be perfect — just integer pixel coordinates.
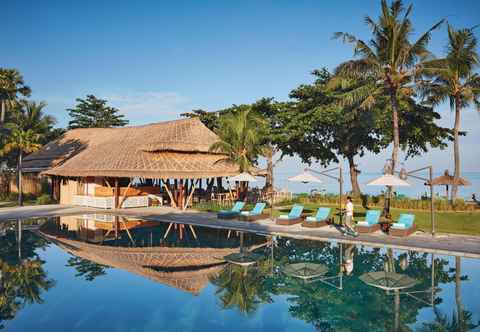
[[333, 0, 443, 174], [210, 108, 267, 172], [420, 25, 480, 200], [0, 69, 31, 124], [0, 101, 54, 206], [210, 108, 267, 198]]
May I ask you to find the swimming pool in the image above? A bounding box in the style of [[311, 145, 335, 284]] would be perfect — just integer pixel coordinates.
[[1, 215, 479, 331]]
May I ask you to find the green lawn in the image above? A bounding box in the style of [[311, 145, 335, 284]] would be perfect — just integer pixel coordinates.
[[193, 201, 480, 236], [274, 202, 480, 236], [0, 200, 38, 208]]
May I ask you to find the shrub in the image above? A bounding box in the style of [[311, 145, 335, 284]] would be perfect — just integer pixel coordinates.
[[36, 194, 53, 205]]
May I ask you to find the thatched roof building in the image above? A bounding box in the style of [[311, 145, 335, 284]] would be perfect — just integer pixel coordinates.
[[22, 118, 240, 179]]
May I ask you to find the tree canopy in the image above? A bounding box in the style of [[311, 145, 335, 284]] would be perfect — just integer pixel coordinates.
[[67, 95, 128, 129]]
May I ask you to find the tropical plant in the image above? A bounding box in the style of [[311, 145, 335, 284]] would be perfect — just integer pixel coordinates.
[[209, 107, 267, 173], [419, 25, 480, 200], [0, 101, 55, 205], [67, 94, 128, 129], [332, 0, 444, 181], [0, 68, 31, 124]]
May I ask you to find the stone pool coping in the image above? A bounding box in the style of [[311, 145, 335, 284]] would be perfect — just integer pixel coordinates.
[[1, 204, 480, 258]]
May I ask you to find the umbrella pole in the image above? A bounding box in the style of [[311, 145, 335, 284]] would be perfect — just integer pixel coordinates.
[[429, 167, 435, 236], [339, 165, 343, 225]]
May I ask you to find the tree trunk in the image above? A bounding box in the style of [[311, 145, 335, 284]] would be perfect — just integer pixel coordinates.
[[451, 98, 461, 201], [455, 256, 464, 327], [0, 100, 5, 124], [347, 155, 361, 195], [265, 152, 274, 193], [383, 89, 401, 217], [390, 89, 400, 172], [18, 151, 23, 206]]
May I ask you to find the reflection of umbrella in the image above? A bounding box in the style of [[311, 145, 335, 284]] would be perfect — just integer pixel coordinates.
[[367, 174, 410, 187], [359, 271, 417, 291], [288, 172, 322, 184], [229, 172, 257, 182], [283, 263, 328, 280], [224, 252, 262, 267], [427, 170, 471, 198]]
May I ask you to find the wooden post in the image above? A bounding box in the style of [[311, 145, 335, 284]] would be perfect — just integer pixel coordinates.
[[114, 178, 119, 209], [163, 183, 177, 208], [183, 180, 198, 210]]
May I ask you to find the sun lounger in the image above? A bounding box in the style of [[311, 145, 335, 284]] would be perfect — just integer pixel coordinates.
[[301, 207, 331, 228], [239, 202, 267, 221], [217, 201, 245, 219], [276, 204, 304, 225], [356, 209, 381, 233], [389, 213, 416, 237]]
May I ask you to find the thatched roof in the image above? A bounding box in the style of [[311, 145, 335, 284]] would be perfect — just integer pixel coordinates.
[[428, 172, 471, 186], [23, 118, 242, 179]]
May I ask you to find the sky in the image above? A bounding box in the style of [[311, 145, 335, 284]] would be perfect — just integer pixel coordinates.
[[3, 0, 480, 185]]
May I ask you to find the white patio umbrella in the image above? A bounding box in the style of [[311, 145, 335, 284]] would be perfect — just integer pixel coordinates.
[[367, 174, 410, 187], [288, 171, 322, 184], [229, 172, 258, 183]]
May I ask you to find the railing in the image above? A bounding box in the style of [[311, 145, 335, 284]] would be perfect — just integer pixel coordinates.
[[72, 195, 149, 209]]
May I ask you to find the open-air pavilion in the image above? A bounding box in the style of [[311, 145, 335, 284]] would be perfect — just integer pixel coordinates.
[[21, 118, 250, 210]]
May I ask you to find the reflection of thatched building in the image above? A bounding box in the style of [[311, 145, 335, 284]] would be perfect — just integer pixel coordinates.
[[39, 229, 264, 295]]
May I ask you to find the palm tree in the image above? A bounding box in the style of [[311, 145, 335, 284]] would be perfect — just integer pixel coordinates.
[[0, 101, 55, 206], [210, 108, 267, 172], [333, 0, 443, 175], [210, 108, 267, 198], [420, 25, 480, 200], [0, 69, 31, 124]]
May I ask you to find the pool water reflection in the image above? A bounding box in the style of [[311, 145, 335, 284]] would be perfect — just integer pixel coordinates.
[[0, 215, 479, 331]]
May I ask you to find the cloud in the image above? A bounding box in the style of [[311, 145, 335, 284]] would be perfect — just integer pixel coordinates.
[[106, 91, 191, 125]]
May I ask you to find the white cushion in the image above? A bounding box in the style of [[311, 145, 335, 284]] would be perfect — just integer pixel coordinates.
[[391, 223, 406, 229], [279, 215, 289, 219], [240, 211, 250, 216], [305, 216, 316, 222], [357, 221, 370, 227]]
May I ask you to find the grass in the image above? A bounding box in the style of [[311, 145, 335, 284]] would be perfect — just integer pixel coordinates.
[[193, 201, 480, 236]]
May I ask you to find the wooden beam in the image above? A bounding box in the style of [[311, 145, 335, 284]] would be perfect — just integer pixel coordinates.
[[163, 183, 177, 208], [183, 180, 198, 211], [118, 178, 133, 208], [114, 178, 119, 209], [104, 178, 112, 189]]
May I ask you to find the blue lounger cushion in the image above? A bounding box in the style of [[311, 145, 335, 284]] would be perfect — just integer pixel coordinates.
[[218, 201, 245, 217], [241, 202, 266, 216], [391, 213, 415, 229], [357, 210, 381, 226], [279, 204, 304, 219], [305, 207, 331, 222]]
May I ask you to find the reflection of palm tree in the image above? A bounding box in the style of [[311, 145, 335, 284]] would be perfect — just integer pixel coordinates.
[[416, 307, 479, 332], [211, 262, 272, 315], [0, 259, 54, 329]]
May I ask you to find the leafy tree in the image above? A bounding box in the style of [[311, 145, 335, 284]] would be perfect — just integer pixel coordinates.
[[180, 109, 223, 131], [333, 0, 444, 181], [284, 69, 386, 195], [66, 257, 109, 282], [67, 95, 128, 129], [0, 68, 31, 124], [419, 25, 480, 200], [0, 101, 56, 205]]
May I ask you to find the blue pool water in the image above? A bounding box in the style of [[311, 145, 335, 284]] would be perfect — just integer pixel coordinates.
[[1, 216, 479, 331]]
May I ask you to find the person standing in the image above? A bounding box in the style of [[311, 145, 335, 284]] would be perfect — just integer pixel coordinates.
[[344, 196, 357, 236]]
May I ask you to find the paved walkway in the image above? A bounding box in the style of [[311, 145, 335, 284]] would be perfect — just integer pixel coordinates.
[[1, 204, 480, 258]]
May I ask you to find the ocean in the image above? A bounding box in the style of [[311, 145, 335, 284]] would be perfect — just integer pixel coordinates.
[[272, 170, 480, 200]]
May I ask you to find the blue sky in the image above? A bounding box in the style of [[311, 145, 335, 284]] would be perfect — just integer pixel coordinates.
[[3, 0, 480, 178]]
